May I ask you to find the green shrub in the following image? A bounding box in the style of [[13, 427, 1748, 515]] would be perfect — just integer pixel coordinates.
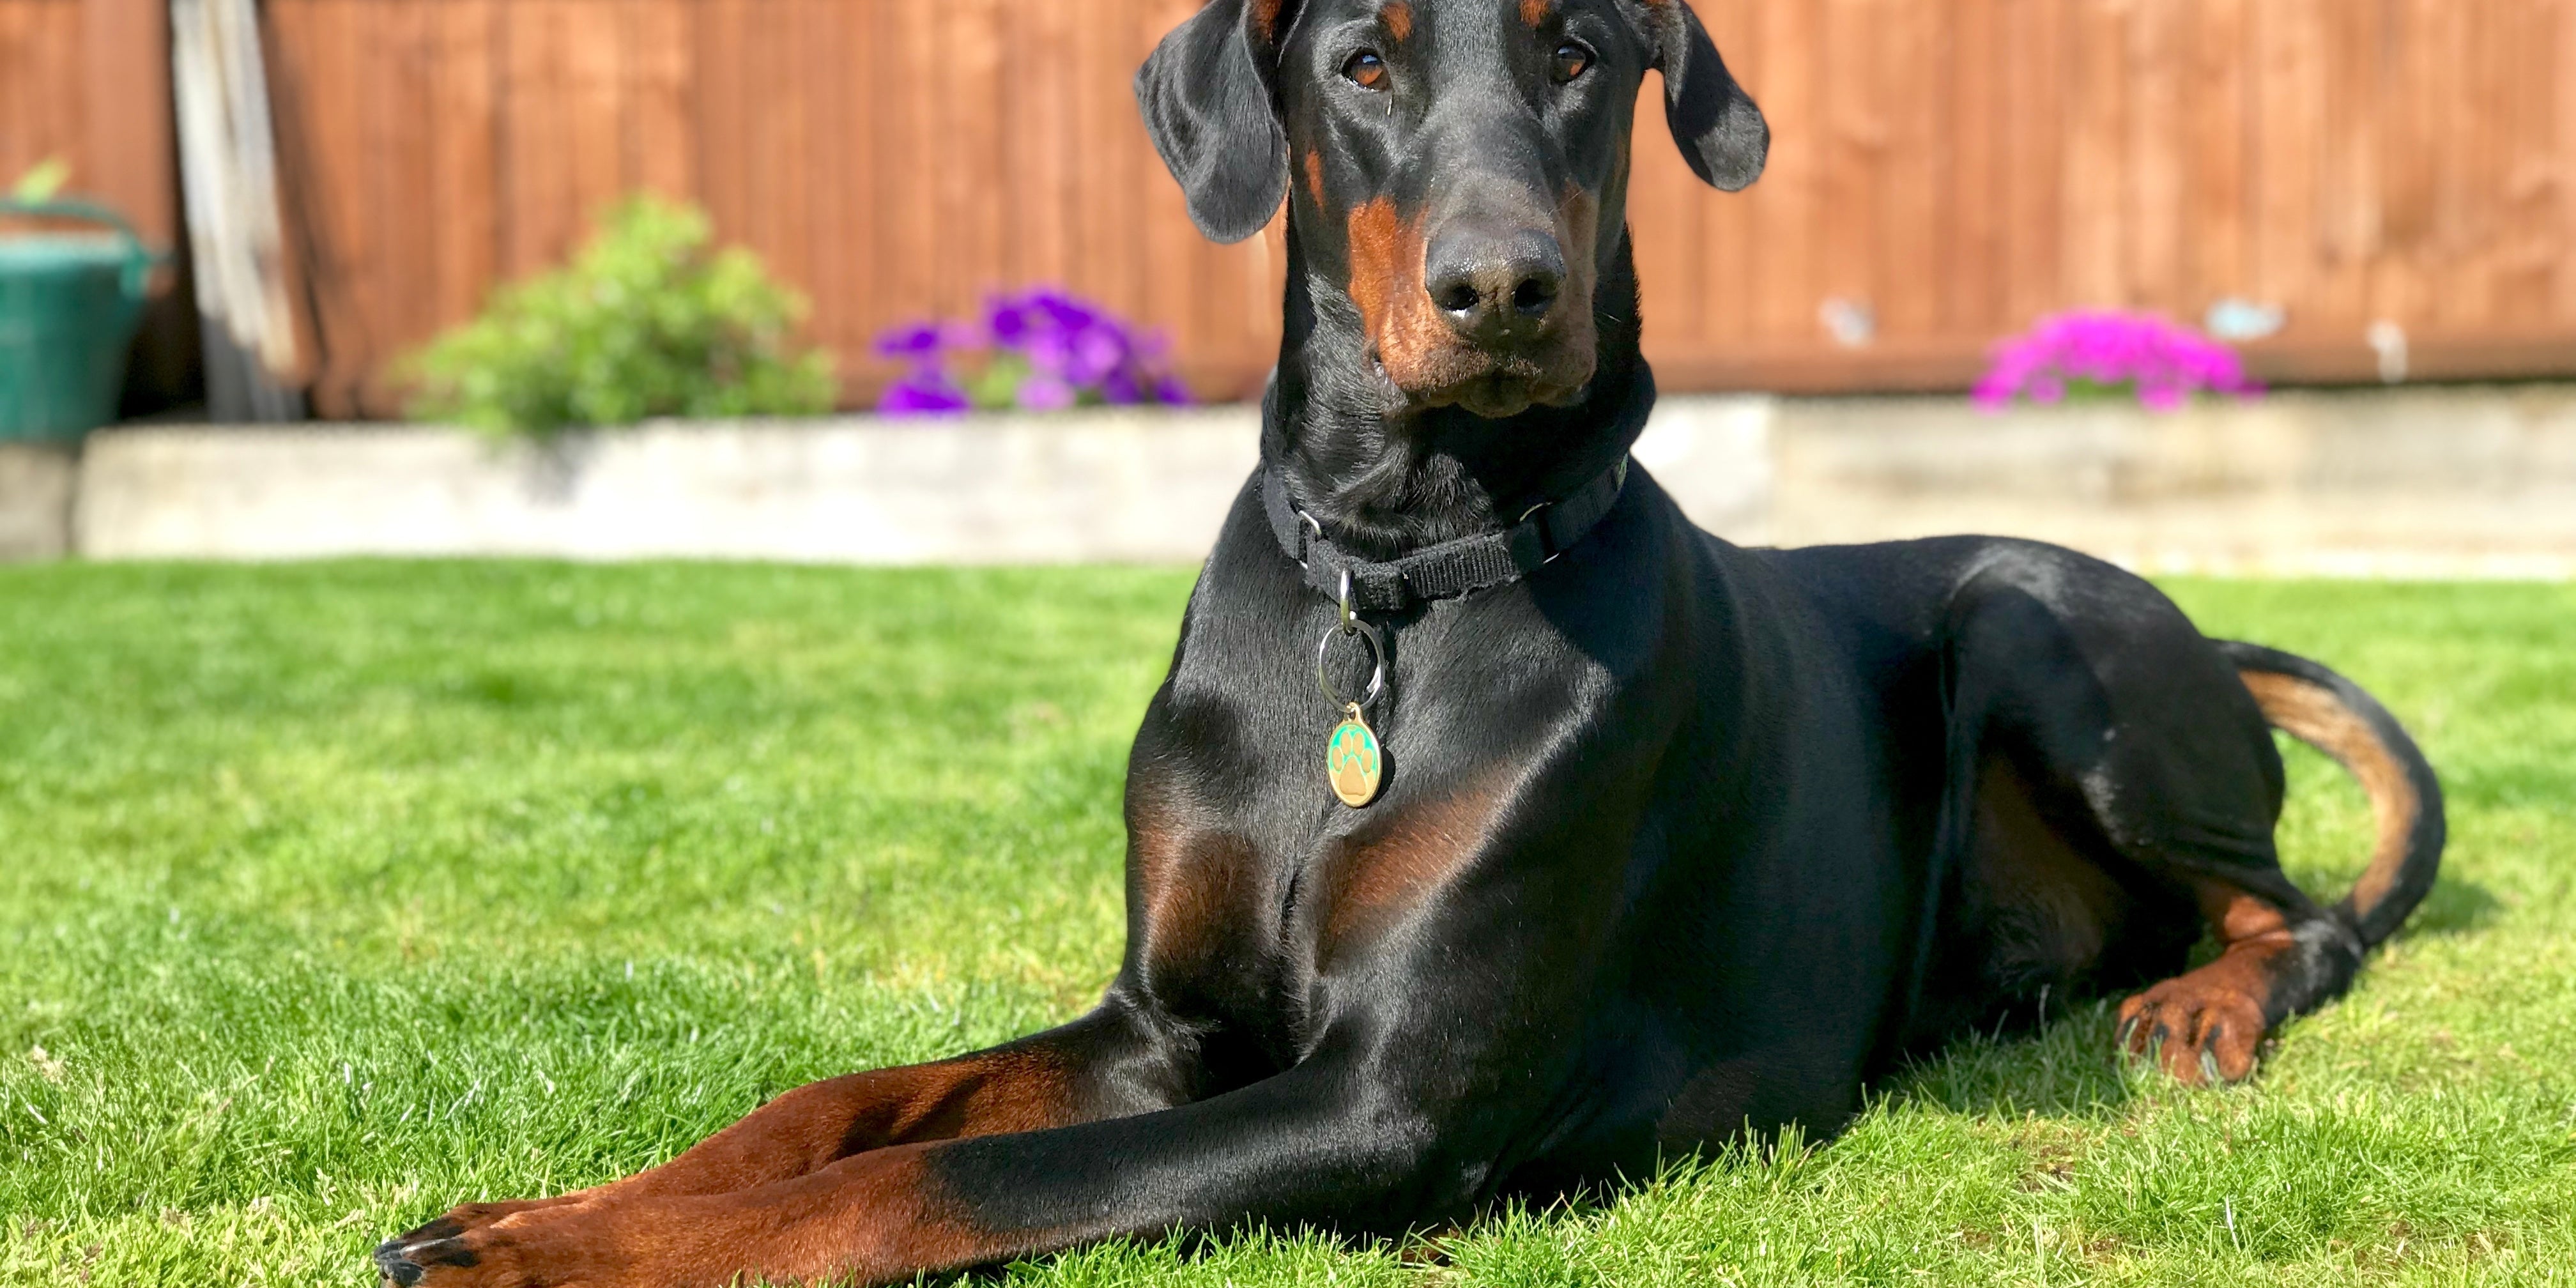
[[403, 195, 836, 436]]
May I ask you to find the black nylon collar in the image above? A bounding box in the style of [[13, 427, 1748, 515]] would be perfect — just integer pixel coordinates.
[[1259, 385, 1649, 612]]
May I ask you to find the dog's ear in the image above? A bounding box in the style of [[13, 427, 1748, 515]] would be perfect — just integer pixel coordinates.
[[1136, 0, 1297, 243], [1643, 0, 1767, 192]]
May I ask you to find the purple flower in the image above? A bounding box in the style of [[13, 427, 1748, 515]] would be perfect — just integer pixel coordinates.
[[877, 287, 1188, 415], [873, 323, 942, 361], [1070, 327, 1130, 386], [877, 374, 970, 415], [873, 321, 977, 364], [1016, 374, 1077, 411], [1027, 289, 1103, 336]]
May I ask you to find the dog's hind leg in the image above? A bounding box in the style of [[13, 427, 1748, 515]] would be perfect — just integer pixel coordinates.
[[2113, 642, 2444, 1083], [1939, 549, 2437, 1085]]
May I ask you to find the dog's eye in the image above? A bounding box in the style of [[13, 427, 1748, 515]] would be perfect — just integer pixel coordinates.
[[1343, 50, 1388, 89], [1551, 43, 1591, 83]]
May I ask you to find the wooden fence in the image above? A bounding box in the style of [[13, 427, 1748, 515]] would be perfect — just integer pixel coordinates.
[[8, 0, 2576, 415], [1636, 0, 2576, 392]]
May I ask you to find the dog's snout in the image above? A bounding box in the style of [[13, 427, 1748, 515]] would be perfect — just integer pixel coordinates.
[[1425, 227, 1565, 344]]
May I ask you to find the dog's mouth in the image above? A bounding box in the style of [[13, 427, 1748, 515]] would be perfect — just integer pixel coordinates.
[[1390, 338, 1595, 420], [1412, 361, 1589, 420]]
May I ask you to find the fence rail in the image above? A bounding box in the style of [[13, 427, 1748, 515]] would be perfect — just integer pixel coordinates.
[[8, 0, 2576, 415]]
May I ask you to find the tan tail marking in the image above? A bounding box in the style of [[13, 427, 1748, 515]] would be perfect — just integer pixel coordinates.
[[2237, 670, 2421, 918]]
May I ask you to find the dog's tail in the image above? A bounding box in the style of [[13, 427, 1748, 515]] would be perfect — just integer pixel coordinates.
[[2218, 640, 2445, 950]]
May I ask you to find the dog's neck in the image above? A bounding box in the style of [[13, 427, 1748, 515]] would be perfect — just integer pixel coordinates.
[[1262, 217, 1655, 562]]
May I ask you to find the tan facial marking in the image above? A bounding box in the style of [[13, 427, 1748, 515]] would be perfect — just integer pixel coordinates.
[[1248, 0, 1284, 42], [2237, 670, 2422, 917], [1344, 197, 1454, 390], [1305, 150, 1328, 208], [1381, 0, 1412, 40], [1521, 0, 1551, 27]]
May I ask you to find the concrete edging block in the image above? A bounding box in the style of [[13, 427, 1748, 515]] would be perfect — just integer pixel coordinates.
[[53, 387, 2576, 577], [0, 444, 79, 561]]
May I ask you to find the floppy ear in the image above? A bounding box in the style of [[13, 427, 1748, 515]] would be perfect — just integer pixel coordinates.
[[1643, 0, 1768, 191], [1135, 0, 1296, 243]]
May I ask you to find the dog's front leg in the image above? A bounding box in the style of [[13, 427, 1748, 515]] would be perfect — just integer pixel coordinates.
[[372, 1036, 1496, 1288], [374, 1000, 1193, 1284]]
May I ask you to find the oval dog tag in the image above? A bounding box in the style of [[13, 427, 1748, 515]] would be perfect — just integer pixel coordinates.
[[1327, 703, 1382, 808]]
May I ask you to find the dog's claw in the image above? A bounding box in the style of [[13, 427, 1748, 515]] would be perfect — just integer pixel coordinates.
[[373, 1239, 427, 1286]]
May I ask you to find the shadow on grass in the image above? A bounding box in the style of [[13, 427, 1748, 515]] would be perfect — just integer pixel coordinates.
[[2401, 873, 2501, 936], [1878, 1000, 2139, 1121], [1872, 873, 2494, 1124]]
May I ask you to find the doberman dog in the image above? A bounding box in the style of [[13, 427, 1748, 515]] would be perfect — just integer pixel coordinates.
[[375, 1, 2444, 1284]]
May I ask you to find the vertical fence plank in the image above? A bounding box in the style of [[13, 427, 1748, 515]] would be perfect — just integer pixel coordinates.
[[2312, 0, 2379, 330], [31, 1, 85, 186], [742, 0, 810, 307], [843, 0, 890, 383], [2492, 0, 2557, 326], [0, 4, 43, 184], [2249, 0, 2325, 341], [1997, 0, 2065, 328], [2061, 0, 2128, 307], [427, 0, 497, 334], [368, 0, 434, 387], [2126, 0, 2186, 315], [296, 0, 374, 411], [2187, 0, 2250, 319], [1943, 0, 2001, 333], [1745, 0, 1819, 344], [2558, 0, 2576, 321], [1816, 0, 1880, 344], [1876, 0, 1945, 337], [625, 0, 694, 202], [794, 0, 851, 360]]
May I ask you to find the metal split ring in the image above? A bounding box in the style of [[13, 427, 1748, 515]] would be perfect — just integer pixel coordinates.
[[1316, 615, 1385, 710]]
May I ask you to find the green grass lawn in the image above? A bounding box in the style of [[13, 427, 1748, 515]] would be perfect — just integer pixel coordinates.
[[2, 562, 2570, 1286]]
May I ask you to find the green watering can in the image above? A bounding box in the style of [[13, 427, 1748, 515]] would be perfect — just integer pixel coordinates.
[[0, 198, 162, 441]]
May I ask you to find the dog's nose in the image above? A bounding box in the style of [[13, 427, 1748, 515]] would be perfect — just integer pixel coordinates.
[[1424, 227, 1565, 344]]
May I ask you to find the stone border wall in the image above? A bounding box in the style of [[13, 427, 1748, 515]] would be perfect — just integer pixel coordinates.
[[7, 387, 2573, 576]]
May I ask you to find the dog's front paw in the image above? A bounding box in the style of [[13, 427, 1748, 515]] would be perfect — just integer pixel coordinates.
[[371, 1200, 609, 1288], [371, 1227, 480, 1287], [2117, 979, 2266, 1085]]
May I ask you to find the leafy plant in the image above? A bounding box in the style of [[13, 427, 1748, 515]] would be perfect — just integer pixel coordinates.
[[875, 289, 1190, 415], [1974, 310, 2260, 413], [8, 157, 70, 203], [404, 195, 835, 436]]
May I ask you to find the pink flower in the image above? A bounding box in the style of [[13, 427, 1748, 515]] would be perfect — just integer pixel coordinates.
[[1975, 310, 2260, 413]]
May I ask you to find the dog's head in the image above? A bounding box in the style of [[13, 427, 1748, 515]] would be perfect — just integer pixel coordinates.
[[1139, 0, 1765, 420]]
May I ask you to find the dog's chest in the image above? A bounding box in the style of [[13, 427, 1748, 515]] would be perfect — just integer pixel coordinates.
[[1123, 750, 1524, 1041]]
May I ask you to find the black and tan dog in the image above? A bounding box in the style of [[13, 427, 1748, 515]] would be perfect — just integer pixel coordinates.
[[375, 1, 2442, 1283]]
